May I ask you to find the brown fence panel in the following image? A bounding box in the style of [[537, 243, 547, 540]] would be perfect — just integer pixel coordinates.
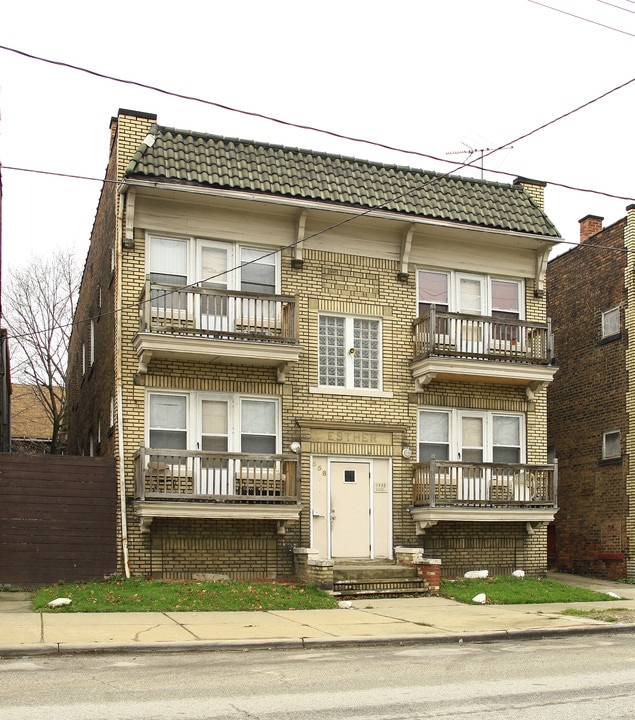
[[0, 454, 117, 586]]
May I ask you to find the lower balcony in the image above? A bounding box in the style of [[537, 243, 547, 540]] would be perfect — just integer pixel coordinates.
[[133, 447, 301, 534], [409, 458, 558, 534]]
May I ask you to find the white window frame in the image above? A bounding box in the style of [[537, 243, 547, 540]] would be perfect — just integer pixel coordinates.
[[601, 307, 620, 339], [317, 313, 382, 391], [603, 429, 621, 459], [89, 319, 95, 367], [417, 269, 524, 319], [418, 407, 525, 464], [146, 390, 280, 454], [146, 234, 280, 294]]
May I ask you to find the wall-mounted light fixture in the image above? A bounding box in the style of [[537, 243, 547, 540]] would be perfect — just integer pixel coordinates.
[[402, 446, 412, 459], [290, 441, 302, 453]]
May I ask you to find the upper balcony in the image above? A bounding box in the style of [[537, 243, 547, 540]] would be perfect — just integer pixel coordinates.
[[411, 308, 558, 398], [133, 447, 301, 534], [134, 281, 303, 381], [409, 457, 558, 534]]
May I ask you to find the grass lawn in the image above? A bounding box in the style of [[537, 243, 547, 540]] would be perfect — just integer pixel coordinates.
[[30, 575, 626, 612], [32, 578, 340, 613], [439, 576, 618, 605]]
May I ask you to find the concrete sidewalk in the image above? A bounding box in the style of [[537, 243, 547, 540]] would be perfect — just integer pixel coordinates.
[[1, 573, 634, 657]]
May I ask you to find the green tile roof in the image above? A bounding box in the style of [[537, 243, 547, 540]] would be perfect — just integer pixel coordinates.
[[125, 125, 560, 238]]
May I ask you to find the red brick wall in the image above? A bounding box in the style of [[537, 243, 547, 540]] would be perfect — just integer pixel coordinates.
[[547, 218, 629, 579]]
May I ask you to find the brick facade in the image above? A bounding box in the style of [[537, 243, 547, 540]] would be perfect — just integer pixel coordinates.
[[66, 109, 559, 582], [547, 214, 631, 579]]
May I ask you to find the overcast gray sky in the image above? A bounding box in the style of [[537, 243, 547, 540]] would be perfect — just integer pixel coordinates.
[[1, 0, 634, 277]]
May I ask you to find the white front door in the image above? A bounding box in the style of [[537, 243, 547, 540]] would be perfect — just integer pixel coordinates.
[[330, 461, 371, 558]]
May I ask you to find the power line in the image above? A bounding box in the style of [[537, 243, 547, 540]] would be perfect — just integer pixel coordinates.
[[528, 0, 635, 37], [594, 0, 635, 15], [2, 42, 635, 193], [3, 44, 635, 341]]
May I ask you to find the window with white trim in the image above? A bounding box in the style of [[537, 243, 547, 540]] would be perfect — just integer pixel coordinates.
[[147, 235, 279, 293], [149, 394, 187, 450], [417, 269, 523, 319], [147, 391, 279, 454], [89, 319, 95, 367], [601, 307, 620, 339], [318, 315, 381, 390], [418, 408, 524, 463], [603, 429, 621, 459]]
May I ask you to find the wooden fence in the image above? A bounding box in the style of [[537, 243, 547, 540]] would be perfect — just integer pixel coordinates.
[[0, 454, 117, 586]]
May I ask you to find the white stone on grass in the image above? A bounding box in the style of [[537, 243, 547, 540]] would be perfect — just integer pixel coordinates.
[[512, 570, 525, 578], [472, 593, 487, 604], [464, 570, 488, 579], [47, 597, 72, 608]]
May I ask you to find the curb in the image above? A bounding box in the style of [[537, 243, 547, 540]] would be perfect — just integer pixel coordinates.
[[1, 623, 634, 658]]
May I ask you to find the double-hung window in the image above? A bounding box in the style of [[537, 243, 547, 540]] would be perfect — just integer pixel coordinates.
[[601, 307, 620, 340], [148, 392, 280, 494], [417, 270, 522, 320], [149, 394, 187, 450], [148, 235, 279, 293], [147, 235, 279, 331], [149, 392, 279, 454], [418, 408, 524, 464], [602, 429, 621, 460], [318, 315, 381, 390]]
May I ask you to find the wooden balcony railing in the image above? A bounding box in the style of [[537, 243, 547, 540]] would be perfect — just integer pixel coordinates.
[[134, 448, 299, 503], [412, 307, 554, 364], [412, 458, 557, 508], [138, 281, 298, 343]]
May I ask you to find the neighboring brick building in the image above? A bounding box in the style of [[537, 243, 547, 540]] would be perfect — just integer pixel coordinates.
[[66, 109, 561, 582], [548, 208, 635, 580], [11, 384, 55, 453]]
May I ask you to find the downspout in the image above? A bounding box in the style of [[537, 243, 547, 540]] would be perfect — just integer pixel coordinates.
[[116, 183, 130, 578]]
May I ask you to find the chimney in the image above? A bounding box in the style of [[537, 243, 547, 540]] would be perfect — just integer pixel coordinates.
[[513, 177, 546, 211], [579, 214, 603, 243]]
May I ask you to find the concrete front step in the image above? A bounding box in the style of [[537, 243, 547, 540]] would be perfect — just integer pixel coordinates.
[[333, 563, 419, 582], [332, 562, 429, 597], [332, 578, 429, 597]]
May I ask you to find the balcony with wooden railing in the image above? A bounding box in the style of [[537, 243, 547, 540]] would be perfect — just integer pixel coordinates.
[[409, 457, 558, 534], [133, 281, 302, 381], [133, 447, 302, 533], [411, 307, 558, 397]]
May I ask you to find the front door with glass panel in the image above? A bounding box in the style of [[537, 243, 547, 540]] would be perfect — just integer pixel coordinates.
[[330, 462, 371, 558]]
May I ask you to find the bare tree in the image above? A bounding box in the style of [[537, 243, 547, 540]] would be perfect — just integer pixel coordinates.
[[3, 249, 81, 454]]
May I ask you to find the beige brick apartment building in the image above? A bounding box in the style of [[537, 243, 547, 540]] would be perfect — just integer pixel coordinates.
[[66, 109, 561, 584], [548, 208, 635, 580]]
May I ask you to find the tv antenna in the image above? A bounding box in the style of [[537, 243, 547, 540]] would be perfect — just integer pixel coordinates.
[[446, 142, 513, 179]]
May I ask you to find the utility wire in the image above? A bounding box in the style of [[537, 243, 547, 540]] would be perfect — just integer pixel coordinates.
[[595, 0, 635, 15], [528, 0, 635, 37], [3, 45, 635, 340], [2, 42, 635, 192]]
